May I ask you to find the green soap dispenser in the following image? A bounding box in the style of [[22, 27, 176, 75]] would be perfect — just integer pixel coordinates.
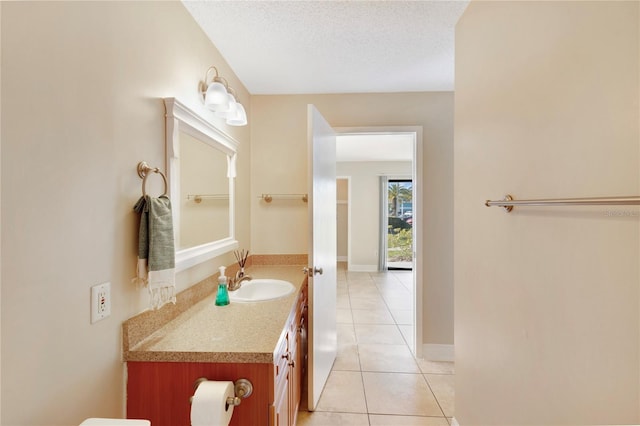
[[215, 266, 230, 306]]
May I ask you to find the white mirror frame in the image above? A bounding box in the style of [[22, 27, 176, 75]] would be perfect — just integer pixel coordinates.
[[164, 97, 239, 272]]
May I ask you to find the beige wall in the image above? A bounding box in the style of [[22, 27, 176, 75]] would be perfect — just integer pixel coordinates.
[[251, 93, 454, 346], [336, 161, 412, 270], [1, 2, 251, 425], [455, 1, 639, 424]]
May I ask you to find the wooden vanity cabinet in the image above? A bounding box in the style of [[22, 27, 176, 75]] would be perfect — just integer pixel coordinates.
[[272, 279, 308, 426], [126, 280, 308, 426]]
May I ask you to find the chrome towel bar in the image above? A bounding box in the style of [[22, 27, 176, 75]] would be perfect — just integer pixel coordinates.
[[485, 194, 640, 212]]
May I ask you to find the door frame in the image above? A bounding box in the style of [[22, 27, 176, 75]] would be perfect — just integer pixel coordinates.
[[385, 176, 414, 270], [336, 176, 351, 269], [334, 126, 424, 358]]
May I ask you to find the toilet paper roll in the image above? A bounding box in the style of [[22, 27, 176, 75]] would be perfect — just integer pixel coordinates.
[[190, 381, 235, 426]]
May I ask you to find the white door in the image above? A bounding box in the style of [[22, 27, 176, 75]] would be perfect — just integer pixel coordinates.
[[307, 105, 337, 410]]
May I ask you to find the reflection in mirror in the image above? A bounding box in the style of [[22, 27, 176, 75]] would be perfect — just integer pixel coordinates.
[[179, 131, 230, 249], [164, 98, 239, 272]]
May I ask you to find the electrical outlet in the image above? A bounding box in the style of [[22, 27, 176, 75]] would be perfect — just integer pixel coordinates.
[[91, 282, 111, 323]]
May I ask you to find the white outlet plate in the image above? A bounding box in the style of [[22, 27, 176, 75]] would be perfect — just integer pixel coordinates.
[[91, 282, 111, 323]]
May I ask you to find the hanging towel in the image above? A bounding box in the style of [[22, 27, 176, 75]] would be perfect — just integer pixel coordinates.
[[133, 195, 176, 310]]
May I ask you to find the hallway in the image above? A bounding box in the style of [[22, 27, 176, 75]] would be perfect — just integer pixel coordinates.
[[298, 263, 455, 425]]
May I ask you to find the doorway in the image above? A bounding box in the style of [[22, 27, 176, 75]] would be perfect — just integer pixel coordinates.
[[386, 179, 413, 270], [335, 127, 423, 357]]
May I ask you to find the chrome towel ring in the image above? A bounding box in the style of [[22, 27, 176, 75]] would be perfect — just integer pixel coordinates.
[[137, 161, 168, 197]]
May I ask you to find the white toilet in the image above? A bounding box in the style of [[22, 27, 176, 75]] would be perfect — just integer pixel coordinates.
[[80, 419, 150, 426]]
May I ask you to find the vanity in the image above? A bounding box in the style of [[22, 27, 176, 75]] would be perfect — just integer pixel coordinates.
[[124, 264, 308, 426], [125, 97, 312, 425]]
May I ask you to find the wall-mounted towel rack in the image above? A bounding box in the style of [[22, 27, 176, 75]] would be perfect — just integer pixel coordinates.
[[486, 194, 640, 212], [187, 194, 229, 203], [259, 193, 308, 203], [137, 161, 168, 197]]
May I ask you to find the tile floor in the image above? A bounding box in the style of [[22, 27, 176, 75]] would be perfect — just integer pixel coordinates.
[[298, 264, 455, 426]]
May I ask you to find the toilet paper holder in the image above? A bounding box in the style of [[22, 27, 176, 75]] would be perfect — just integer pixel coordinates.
[[191, 378, 253, 407]]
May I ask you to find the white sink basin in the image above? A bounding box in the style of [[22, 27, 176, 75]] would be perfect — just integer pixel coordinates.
[[229, 279, 295, 303]]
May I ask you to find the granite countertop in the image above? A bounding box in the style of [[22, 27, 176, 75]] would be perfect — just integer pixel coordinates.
[[124, 265, 306, 364]]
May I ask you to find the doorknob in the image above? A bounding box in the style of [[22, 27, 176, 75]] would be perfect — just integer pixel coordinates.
[[303, 267, 323, 276]]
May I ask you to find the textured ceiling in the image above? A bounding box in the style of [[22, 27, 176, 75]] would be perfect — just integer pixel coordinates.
[[183, 1, 469, 95]]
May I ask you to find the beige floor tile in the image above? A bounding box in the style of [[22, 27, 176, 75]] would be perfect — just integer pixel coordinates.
[[351, 308, 395, 325], [369, 415, 450, 425], [337, 308, 354, 324], [354, 324, 405, 345], [376, 281, 403, 291], [416, 359, 455, 375], [333, 343, 361, 371], [382, 294, 413, 310], [337, 293, 351, 309], [371, 273, 400, 282], [392, 271, 413, 283], [349, 285, 382, 298], [337, 324, 357, 346], [299, 268, 456, 423], [346, 271, 372, 280], [363, 372, 443, 417], [347, 282, 376, 290], [400, 282, 415, 294], [316, 371, 367, 413], [425, 374, 454, 417], [391, 309, 413, 325], [398, 325, 415, 349], [350, 296, 387, 310], [376, 284, 410, 299], [374, 276, 404, 285], [358, 343, 420, 373], [297, 411, 370, 425], [348, 278, 377, 287]]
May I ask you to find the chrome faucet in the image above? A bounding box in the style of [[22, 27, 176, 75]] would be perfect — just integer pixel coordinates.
[[228, 271, 252, 291]]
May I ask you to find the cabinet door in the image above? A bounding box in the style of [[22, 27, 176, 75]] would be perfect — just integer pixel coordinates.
[[291, 316, 304, 422], [289, 285, 308, 424], [275, 367, 290, 426]]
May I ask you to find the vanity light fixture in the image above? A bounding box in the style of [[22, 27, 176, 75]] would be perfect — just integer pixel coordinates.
[[200, 66, 248, 127]]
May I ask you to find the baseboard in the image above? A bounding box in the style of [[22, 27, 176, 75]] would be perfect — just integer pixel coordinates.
[[451, 418, 460, 426], [423, 344, 454, 362], [348, 264, 378, 272], [337, 256, 348, 262]]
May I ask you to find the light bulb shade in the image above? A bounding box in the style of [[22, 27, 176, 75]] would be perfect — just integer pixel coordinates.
[[215, 93, 238, 119], [226, 103, 247, 126], [204, 81, 230, 111]]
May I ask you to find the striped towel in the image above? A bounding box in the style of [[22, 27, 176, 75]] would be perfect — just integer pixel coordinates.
[[133, 195, 176, 310]]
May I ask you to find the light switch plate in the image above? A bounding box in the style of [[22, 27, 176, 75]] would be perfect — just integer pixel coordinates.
[[91, 282, 111, 323]]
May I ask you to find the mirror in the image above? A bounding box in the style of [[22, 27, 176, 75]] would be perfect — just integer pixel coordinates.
[[179, 131, 230, 248], [164, 98, 238, 271]]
